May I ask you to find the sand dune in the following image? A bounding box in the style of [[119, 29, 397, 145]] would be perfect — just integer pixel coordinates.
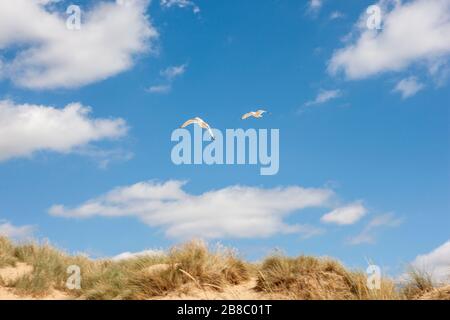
[[0, 237, 448, 300]]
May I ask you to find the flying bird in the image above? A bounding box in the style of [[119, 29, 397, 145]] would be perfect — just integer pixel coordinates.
[[180, 117, 215, 140], [241, 109, 267, 120]]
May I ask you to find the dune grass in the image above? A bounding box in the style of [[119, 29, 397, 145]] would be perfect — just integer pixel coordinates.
[[0, 237, 18, 268], [255, 255, 400, 300], [401, 268, 435, 299], [126, 241, 250, 299], [10, 241, 94, 296], [0, 236, 446, 300], [0, 237, 249, 299]]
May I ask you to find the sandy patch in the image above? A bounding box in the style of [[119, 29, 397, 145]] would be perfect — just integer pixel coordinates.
[[156, 278, 286, 300], [0, 263, 72, 300], [0, 263, 33, 283], [0, 287, 71, 300]]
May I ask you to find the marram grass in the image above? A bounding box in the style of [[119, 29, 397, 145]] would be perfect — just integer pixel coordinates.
[[0, 237, 446, 300]]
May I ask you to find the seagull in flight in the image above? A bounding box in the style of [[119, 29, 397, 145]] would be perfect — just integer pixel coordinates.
[[180, 117, 215, 140], [241, 109, 268, 120]]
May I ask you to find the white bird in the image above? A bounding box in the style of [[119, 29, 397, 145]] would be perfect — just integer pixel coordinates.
[[180, 117, 215, 140], [241, 109, 267, 120]]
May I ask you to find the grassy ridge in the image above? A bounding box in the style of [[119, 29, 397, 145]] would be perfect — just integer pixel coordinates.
[[0, 237, 443, 300]]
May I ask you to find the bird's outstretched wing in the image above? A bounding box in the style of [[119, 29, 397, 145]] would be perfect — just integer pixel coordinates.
[[198, 121, 210, 129], [181, 118, 214, 139], [181, 119, 198, 128], [207, 127, 215, 140], [241, 112, 254, 120]]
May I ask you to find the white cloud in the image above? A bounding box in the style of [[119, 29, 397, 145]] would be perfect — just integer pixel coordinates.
[[348, 213, 402, 245], [160, 0, 200, 14], [328, 0, 450, 80], [0, 100, 128, 161], [160, 64, 187, 80], [147, 84, 172, 94], [393, 76, 425, 98], [409, 240, 450, 284], [321, 202, 367, 225], [296, 224, 326, 239], [330, 11, 344, 20], [147, 64, 187, 94], [0, 0, 157, 89], [49, 180, 338, 239], [427, 58, 450, 86], [305, 89, 341, 106], [75, 146, 134, 169], [307, 0, 323, 14], [112, 248, 165, 261], [0, 220, 35, 240]]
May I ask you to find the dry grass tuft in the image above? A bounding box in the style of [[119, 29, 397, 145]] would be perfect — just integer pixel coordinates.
[[0, 237, 18, 268], [416, 285, 450, 300], [401, 268, 435, 299], [127, 240, 250, 299], [11, 242, 92, 296], [255, 255, 400, 300], [80, 256, 167, 300]]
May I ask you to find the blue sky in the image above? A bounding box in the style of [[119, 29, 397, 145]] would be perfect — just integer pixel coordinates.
[[0, 0, 449, 280]]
